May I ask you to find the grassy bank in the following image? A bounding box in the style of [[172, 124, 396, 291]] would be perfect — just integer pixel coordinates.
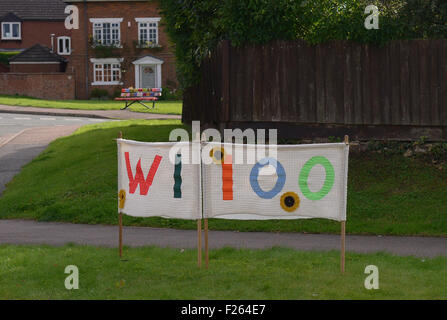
[[1, 244, 446, 299], [0, 95, 182, 115], [0, 120, 446, 236]]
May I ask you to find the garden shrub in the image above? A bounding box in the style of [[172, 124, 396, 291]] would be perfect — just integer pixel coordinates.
[[90, 88, 109, 100]]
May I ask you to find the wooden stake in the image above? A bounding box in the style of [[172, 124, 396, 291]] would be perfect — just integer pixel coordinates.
[[119, 212, 123, 258], [341, 135, 348, 273], [204, 218, 209, 269], [197, 219, 202, 268], [118, 131, 123, 258], [341, 221, 346, 273]]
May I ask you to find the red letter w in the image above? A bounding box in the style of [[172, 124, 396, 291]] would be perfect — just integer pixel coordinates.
[[125, 152, 162, 195]]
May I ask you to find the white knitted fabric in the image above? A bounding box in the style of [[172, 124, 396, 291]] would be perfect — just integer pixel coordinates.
[[202, 142, 349, 221], [117, 139, 201, 219], [117, 139, 348, 222]]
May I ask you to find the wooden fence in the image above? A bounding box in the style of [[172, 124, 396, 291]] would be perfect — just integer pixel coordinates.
[[183, 39, 447, 140]]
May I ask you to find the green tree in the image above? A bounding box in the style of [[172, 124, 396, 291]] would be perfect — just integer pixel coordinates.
[[159, 0, 447, 88]]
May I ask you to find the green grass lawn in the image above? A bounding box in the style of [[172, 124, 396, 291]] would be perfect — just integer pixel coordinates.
[[1, 244, 446, 299], [0, 119, 446, 236], [0, 94, 182, 115]]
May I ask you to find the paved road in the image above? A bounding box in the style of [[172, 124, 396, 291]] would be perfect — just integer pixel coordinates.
[[0, 113, 111, 195], [1, 219, 446, 258], [0, 112, 108, 137]]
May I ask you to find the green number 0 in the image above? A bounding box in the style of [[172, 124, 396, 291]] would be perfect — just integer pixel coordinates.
[[299, 156, 335, 200]]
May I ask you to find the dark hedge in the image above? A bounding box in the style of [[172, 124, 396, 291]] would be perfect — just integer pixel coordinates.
[[159, 0, 447, 88]]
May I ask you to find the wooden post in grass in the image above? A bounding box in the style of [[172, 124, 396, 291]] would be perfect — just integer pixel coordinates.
[[341, 134, 349, 273], [341, 221, 346, 273], [204, 218, 209, 269], [196, 130, 204, 269], [118, 131, 123, 258], [119, 213, 123, 258], [197, 219, 202, 268]]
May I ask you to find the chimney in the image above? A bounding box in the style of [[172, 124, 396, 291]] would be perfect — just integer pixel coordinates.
[[50, 34, 55, 52]]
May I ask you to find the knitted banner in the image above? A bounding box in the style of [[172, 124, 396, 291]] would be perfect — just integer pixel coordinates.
[[202, 142, 349, 221], [117, 139, 349, 222], [117, 139, 201, 219]]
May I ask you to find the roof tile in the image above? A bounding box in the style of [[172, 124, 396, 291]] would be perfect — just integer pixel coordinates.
[[9, 44, 67, 63], [0, 0, 67, 21]]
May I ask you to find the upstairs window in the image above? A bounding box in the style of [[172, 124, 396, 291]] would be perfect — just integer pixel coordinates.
[[135, 18, 160, 47], [138, 22, 157, 44], [93, 22, 119, 45], [90, 18, 122, 46], [57, 36, 71, 55], [1, 22, 21, 40]]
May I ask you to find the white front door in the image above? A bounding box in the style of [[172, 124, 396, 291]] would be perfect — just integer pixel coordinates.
[[133, 55, 164, 89], [140, 64, 156, 88]]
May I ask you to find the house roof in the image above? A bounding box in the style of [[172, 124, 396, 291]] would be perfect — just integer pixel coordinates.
[[1, 12, 21, 22], [9, 44, 67, 63], [0, 0, 67, 21]]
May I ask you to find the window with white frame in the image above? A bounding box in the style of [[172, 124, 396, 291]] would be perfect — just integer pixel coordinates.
[[136, 18, 160, 46], [1, 22, 21, 40], [57, 36, 71, 55], [90, 18, 122, 46], [91, 58, 122, 85]]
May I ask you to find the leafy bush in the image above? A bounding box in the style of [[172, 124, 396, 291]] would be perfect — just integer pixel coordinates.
[[159, 0, 447, 88], [112, 89, 122, 99], [158, 87, 183, 101], [90, 88, 109, 100]]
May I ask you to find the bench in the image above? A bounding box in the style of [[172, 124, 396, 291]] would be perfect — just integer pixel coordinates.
[[115, 88, 162, 110]]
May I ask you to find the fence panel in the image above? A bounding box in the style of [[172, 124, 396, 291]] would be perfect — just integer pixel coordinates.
[[184, 39, 447, 139]]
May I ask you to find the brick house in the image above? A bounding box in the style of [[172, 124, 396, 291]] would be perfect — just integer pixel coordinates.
[[0, 0, 71, 55], [0, 0, 75, 100], [64, 0, 177, 99]]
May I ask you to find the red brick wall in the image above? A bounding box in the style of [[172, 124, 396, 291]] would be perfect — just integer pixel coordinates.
[[0, 73, 75, 100], [0, 63, 9, 73], [0, 21, 71, 51], [68, 0, 177, 99], [10, 63, 63, 73]]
